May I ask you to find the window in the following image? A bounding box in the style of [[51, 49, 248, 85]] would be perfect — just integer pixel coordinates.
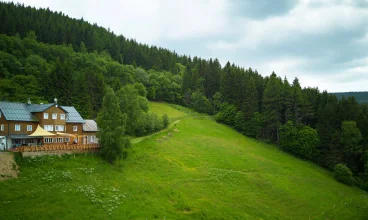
[[15, 124, 20, 131], [65, 137, 70, 143], [73, 126, 78, 131], [60, 114, 65, 120], [0, 124, 4, 131], [27, 125, 32, 131], [55, 137, 64, 143], [44, 113, 49, 119], [0, 111, 2, 118], [91, 136, 95, 143], [55, 125, 65, 131], [44, 138, 53, 143], [44, 125, 53, 131], [52, 113, 57, 119]]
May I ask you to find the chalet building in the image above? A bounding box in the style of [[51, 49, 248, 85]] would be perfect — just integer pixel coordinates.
[[0, 99, 98, 150]]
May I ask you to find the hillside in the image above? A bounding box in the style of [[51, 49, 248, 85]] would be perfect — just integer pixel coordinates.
[[333, 92, 368, 103], [1, 103, 367, 219]]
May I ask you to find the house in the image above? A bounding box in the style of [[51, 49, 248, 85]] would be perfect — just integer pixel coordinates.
[[0, 98, 98, 150]]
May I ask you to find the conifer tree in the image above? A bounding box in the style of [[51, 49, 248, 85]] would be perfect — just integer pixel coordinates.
[[262, 72, 283, 143]]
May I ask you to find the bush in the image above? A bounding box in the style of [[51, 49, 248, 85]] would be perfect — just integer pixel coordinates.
[[334, 164, 354, 185], [135, 112, 164, 136], [162, 114, 170, 128]]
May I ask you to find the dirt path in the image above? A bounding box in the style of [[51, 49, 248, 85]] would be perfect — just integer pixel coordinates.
[[0, 152, 18, 181]]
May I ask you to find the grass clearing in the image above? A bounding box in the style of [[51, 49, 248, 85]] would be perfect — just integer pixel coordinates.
[[148, 101, 188, 120], [1, 103, 368, 219]]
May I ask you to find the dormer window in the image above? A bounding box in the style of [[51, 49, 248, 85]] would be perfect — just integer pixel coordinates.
[[52, 113, 57, 119], [44, 113, 49, 119], [60, 114, 65, 120]]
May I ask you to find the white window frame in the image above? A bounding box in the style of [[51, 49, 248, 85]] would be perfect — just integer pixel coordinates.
[[0, 124, 4, 131], [27, 125, 32, 131], [73, 126, 78, 132], [55, 125, 64, 132], [44, 113, 49, 119], [52, 113, 57, 119], [44, 125, 53, 131], [55, 137, 64, 143], [60, 114, 65, 120], [44, 137, 53, 143], [15, 124, 21, 131], [65, 137, 70, 143], [91, 136, 95, 143]]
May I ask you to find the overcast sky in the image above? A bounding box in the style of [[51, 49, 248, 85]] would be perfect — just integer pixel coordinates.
[[10, 0, 368, 92]]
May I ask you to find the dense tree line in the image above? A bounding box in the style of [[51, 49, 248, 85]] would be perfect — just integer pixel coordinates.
[[0, 2, 192, 73], [334, 92, 368, 104], [0, 2, 367, 188]]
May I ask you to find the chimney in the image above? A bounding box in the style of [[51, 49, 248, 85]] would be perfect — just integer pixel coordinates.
[[27, 98, 31, 105]]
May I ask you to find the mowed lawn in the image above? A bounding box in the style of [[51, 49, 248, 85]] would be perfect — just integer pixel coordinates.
[[1, 112, 368, 219]]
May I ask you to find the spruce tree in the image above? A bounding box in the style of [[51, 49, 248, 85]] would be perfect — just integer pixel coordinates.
[[262, 72, 283, 143]]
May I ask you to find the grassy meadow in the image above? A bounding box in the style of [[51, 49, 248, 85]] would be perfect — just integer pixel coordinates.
[[1, 103, 368, 219]]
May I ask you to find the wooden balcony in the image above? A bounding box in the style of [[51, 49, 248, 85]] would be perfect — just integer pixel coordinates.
[[10, 143, 100, 152]]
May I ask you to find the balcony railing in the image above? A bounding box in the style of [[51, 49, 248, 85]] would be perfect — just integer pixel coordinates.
[[10, 143, 100, 152]]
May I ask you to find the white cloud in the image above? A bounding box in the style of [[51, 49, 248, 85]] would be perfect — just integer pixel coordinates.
[[14, 0, 230, 44], [208, 0, 368, 50]]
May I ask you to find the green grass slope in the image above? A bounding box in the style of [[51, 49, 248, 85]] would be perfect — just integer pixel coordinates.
[[148, 101, 198, 120], [1, 104, 368, 219]]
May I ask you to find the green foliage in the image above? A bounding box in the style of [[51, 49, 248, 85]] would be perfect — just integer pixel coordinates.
[[138, 96, 149, 113], [334, 164, 355, 185], [234, 111, 244, 131], [280, 121, 319, 159], [298, 126, 320, 159], [135, 112, 164, 136], [245, 112, 264, 138], [117, 84, 143, 136], [97, 87, 130, 163], [190, 91, 212, 114], [215, 103, 237, 126], [262, 72, 283, 142], [162, 114, 169, 128], [341, 121, 362, 157]]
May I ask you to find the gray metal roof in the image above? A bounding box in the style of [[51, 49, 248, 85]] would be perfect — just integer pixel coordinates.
[[0, 101, 84, 123], [26, 103, 55, 112], [0, 102, 38, 122], [62, 106, 85, 123], [83, 120, 98, 132]]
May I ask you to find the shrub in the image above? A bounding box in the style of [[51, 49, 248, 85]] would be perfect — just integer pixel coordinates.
[[334, 164, 354, 186], [162, 114, 170, 128]]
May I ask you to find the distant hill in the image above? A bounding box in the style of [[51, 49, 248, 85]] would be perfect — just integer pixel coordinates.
[[332, 92, 368, 103]]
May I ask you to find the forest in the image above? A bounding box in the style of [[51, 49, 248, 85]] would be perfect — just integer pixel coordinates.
[[0, 2, 367, 189], [334, 92, 368, 104]]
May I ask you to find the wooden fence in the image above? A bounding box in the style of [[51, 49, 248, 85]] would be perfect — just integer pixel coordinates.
[[10, 143, 100, 152]]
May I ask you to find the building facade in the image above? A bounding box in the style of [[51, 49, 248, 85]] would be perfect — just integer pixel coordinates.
[[0, 100, 98, 150]]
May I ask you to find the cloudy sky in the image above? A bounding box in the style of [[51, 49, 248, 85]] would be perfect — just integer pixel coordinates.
[[11, 0, 368, 92]]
